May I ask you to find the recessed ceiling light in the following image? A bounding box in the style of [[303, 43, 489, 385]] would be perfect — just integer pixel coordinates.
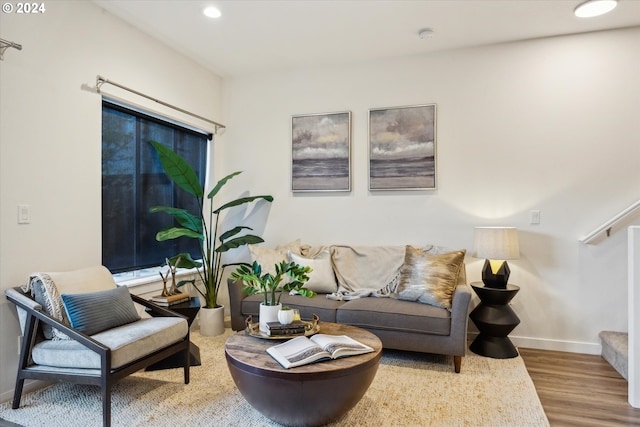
[[574, 0, 617, 18], [203, 6, 222, 19]]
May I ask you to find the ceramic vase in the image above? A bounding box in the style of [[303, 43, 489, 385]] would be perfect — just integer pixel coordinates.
[[259, 303, 282, 332], [199, 304, 225, 336], [278, 309, 295, 325]]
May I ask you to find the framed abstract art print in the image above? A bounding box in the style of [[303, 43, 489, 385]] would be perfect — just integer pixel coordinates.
[[368, 104, 436, 190], [291, 111, 351, 192]]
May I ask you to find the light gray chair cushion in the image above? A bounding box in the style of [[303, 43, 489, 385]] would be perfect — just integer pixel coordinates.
[[31, 316, 188, 369]]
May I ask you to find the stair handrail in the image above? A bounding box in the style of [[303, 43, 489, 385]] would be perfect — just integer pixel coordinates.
[[580, 199, 640, 244]]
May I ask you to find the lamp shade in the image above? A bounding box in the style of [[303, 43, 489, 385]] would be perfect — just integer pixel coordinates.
[[473, 227, 520, 260]]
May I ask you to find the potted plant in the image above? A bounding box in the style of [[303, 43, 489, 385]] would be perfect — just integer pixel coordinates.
[[149, 140, 273, 336], [231, 260, 315, 332]]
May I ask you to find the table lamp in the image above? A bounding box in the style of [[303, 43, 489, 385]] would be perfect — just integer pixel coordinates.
[[473, 227, 520, 289]]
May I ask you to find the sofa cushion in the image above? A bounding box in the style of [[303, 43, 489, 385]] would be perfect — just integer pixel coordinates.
[[241, 293, 344, 323], [249, 240, 303, 276], [336, 297, 451, 336], [395, 247, 466, 310], [61, 287, 141, 335], [31, 316, 187, 370], [288, 248, 338, 293]]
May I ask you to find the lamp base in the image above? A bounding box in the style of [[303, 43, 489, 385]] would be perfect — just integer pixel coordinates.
[[481, 259, 510, 289]]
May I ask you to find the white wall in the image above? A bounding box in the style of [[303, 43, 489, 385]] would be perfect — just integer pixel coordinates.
[[0, 1, 222, 401], [220, 27, 640, 353]]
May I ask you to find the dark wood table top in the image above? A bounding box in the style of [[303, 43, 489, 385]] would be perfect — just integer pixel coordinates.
[[225, 322, 382, 378]]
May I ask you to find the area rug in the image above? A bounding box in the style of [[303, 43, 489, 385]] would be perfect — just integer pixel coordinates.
[[0, 329, 549, 427]]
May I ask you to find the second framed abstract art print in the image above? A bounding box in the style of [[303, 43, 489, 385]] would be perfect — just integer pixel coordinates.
[[368, 104, 436, 190]]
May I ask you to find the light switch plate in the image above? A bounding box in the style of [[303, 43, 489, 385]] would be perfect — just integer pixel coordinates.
[[530, 210, 541, 224], [18, 204, 30, 224]]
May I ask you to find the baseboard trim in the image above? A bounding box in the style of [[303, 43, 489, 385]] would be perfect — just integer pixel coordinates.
[[0, 379, 49, 404], [467, 332, 602, 355]]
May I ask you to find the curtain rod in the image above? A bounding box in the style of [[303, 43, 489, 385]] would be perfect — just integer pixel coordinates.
[[95, 75, 226, 134], [0, 38, 22, 60]]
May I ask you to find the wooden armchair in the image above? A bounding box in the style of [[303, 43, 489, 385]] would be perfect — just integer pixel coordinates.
[[4, 266, 191, 427]]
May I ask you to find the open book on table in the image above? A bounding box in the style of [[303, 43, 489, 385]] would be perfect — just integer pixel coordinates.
[[266, 334, 374, 369]]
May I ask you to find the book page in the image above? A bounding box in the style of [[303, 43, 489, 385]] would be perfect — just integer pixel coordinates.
[[310, 334, 374, 359], [266, 336, 330, 368]]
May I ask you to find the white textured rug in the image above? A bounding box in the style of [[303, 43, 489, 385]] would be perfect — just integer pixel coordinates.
[[0, 329, 549, 427]]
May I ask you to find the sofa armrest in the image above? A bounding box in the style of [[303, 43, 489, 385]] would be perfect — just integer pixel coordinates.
[[227, 279, 248, 331], [449, 283, 472, 352]]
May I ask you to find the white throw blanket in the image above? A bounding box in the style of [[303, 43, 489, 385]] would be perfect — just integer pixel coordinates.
[[23, 273, 70, 339], [325, 245, 406, 301]]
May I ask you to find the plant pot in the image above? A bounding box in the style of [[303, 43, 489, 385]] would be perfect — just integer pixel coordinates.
[[259, 303, 282, 333], [278, 309, 295, 325], [199, 305, 225, 336]]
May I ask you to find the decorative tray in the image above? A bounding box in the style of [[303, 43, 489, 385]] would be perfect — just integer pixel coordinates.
[[245, 314, 320, 340]]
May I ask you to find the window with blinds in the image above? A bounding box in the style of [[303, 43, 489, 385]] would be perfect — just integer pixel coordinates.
[[101, 100, 208, 273]]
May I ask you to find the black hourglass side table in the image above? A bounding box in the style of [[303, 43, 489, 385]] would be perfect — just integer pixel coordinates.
[[469, 282, 520, 359]]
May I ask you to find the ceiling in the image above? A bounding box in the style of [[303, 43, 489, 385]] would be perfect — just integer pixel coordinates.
[[94, 0, 640, 77]]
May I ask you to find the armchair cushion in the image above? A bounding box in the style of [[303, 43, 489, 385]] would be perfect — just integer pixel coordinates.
[[31, 316, 188, 370], [27, 266, 118, 340], [61, 287, 140, 335]]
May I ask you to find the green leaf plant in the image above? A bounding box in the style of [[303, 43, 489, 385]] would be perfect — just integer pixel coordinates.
[[149, 140, 274, 309], [230, 260, 315, 306]]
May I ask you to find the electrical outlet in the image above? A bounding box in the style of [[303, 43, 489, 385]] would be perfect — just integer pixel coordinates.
[[530, 210, 541, 225]]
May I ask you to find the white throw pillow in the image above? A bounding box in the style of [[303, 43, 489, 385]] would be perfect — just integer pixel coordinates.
[[288, 249, 338, 294]]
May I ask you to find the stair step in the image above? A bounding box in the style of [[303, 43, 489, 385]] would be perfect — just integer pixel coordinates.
[[599, 330, 628, 381]]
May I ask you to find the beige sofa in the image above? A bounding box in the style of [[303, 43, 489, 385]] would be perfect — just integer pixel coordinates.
[[228, 243, 472, 372]]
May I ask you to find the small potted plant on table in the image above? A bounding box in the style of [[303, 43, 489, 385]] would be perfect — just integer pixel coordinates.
[[231, 260, 315, 332]]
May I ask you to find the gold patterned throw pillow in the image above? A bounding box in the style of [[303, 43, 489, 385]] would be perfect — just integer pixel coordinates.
[[394, 246, 466, 310]]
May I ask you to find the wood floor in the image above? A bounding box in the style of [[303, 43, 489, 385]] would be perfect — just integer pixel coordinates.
[[520, 347, 640, 426]]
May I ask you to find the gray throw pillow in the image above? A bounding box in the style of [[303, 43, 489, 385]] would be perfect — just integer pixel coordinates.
[[61, 287, 141, 335]]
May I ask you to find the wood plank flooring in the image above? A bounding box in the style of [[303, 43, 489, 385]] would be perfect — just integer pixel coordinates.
[[520, 347, 640, 426]]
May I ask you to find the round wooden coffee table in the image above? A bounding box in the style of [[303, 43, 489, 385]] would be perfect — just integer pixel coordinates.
[[225, 322, 382, 426]]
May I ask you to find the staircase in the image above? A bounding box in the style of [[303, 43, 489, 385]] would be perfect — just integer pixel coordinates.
[[600, 331, 628, 380], [583, 204, 639, 408]]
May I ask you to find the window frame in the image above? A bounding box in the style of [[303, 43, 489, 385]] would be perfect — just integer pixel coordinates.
[[101, 99, 210, 274]]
